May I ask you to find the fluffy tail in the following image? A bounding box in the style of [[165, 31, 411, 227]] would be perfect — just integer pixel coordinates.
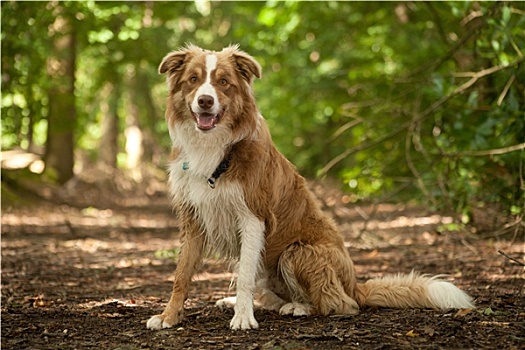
[[355, 271, 474, 309]]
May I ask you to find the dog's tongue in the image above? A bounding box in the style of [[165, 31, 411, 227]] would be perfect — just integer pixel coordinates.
[[196, 113, 216, 130]]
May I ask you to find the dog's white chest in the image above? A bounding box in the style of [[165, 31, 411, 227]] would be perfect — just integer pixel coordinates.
[[169, 160, 249, 258]]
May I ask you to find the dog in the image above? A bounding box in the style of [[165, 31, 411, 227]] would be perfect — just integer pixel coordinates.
[[146, 44, 474, 331]]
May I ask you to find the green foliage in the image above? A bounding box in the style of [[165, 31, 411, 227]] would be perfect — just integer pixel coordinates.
[[2, 1, 523, 229]]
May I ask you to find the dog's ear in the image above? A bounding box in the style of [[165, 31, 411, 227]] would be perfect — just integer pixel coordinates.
[[158, 50, 189, 75], [231, 47, 262, 84], [159, 45, 199, 91]]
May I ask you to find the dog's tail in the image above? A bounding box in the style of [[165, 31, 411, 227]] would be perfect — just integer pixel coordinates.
[[355, 271, 474, 309]]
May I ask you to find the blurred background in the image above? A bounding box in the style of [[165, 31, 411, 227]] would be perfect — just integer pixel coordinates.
[[2, 1, 524, 234]]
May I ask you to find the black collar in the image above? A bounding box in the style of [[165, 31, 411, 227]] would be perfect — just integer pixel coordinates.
[[207, 145, 235, 189]]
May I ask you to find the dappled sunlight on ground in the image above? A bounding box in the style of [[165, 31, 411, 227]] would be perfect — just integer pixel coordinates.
[[2, 208, 178, 234], [1, 179, 523, 349]]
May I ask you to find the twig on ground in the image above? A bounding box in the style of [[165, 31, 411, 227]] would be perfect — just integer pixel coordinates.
[[482, 216, 525, 239], [461, 238, 480, 256], [354, 203, 381, 239], [498, 250, 525, 267], [185, 310, 204, 318]]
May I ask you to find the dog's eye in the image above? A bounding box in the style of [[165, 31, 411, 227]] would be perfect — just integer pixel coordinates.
[[189, 76, 198, 83], [219, 78, 228, 86]]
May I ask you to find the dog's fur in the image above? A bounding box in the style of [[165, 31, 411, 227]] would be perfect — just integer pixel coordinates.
[[146, 44, 474, 331]]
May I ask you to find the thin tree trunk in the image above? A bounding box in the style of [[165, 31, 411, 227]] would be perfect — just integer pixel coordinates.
[[135, 66, 160, 163], [44, 8, 76, 184], [99, 80, 120, 170], [125, 69, 144, 180]]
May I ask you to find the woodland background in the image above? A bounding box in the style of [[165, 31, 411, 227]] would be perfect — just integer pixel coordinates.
[[1, 2, 524, 349], [2, 1, 524, 233]]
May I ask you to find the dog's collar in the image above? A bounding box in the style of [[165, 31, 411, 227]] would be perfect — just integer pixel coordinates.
[[207, 144, 236, 189]]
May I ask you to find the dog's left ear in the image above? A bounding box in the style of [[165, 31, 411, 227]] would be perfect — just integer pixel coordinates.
[[232, 49, 262, 84]]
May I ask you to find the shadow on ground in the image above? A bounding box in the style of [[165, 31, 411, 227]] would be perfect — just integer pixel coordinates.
[[1, 176, 524, 349]]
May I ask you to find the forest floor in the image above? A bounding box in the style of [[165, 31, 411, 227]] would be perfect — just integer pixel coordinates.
[[1, 168, 524, 350]]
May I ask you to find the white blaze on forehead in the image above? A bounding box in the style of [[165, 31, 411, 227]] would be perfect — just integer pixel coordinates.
[[191, 54, 220, 114]]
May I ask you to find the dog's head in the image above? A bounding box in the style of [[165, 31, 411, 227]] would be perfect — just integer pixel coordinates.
[[159, 44, 261, 138]]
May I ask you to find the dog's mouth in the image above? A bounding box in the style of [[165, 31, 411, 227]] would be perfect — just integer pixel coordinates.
[[192, 111, 222, 131]]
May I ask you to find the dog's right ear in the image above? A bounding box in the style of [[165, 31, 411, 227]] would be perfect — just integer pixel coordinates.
[[158, 50, 189, 75], [159, 47, 196, 91]]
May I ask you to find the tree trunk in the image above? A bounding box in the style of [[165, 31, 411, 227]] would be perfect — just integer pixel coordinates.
[[125, 71, 144, 180], [44, 8, 76, 184], [99, 80, 120, 170], [135, 65, 160, 163]]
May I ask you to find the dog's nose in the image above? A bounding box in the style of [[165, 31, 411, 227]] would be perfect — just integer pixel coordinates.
[[198, 95, 214, 110]]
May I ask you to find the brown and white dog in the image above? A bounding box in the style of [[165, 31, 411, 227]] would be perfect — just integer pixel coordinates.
[[146, 44, 474, 331]]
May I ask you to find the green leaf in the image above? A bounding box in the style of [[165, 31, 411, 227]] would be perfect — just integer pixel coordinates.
[[502, 6, 511, 24], [478, 307, 495, 316]]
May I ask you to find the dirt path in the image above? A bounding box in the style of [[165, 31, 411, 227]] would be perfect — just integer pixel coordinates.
[[1, 183, 524, 349]]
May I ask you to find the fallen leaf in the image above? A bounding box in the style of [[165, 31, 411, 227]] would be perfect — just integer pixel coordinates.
[[423, 326, 435, 336], [406, 329, 419, 337], [455, 308, 474, 317], [366, 249, 379, 258], [478, 307, 495, 316]]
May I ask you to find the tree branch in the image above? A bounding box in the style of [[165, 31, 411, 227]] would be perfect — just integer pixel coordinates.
[[327, 118, 363, 143], [320, 57, 525, 176], [497, 74, 516, 106], [403, 1, 504, 79], [443, 142, 525, 157], [405, 122, 438, 207]]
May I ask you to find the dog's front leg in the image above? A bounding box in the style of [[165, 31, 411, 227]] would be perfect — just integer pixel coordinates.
[[229, 215, 265, 330], [146, 229, 204, 330]]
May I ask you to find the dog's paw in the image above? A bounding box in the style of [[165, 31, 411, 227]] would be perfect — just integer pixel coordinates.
[[230, 312, 259, 330], [341, 298, 360, 315], [254, 297, 285, 312], [146, 314, 175, 330], [279, 302, 313, 316], [216, 296, 237, 309]]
